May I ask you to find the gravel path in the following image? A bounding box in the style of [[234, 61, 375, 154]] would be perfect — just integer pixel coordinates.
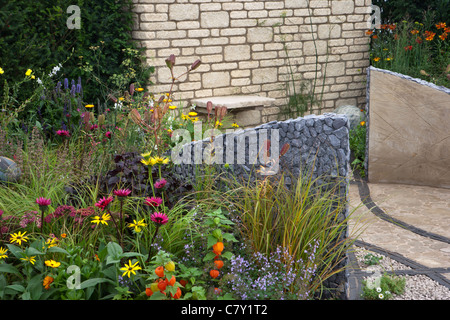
[[353, 247, 450, 300]]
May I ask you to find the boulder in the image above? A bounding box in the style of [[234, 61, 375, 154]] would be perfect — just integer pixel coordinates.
[[0, 156, 21, 183], [333, 105, 365, 131]]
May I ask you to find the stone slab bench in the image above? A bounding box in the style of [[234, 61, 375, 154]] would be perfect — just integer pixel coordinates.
[[191, 95, 277, 128]]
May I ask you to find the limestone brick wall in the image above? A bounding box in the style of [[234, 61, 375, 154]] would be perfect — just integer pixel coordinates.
[[131, 0, 372, 116]]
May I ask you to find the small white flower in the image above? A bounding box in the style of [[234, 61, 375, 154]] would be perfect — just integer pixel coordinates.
[[385, 291, 391, 295], [378, 293, 384, 299], [376, 287, 382, 293]]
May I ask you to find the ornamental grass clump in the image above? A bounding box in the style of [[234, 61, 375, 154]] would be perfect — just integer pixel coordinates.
[[222, 169, 357, 299]]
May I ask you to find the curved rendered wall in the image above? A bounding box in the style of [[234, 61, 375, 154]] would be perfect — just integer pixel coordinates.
[[367, 67, 450, 189]]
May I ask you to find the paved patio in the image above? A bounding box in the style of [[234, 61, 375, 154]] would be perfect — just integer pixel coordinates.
[[346, 170, 450, 299]]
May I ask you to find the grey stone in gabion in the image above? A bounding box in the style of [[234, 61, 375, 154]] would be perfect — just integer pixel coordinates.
[[328, 134, 341, 148], [332, 117, 347, 130], [334, 126, 349, 139], [333, 105, 365, 131]]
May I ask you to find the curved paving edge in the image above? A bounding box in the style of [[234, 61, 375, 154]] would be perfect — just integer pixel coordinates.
[[350, 173, 450, 245], [346, 170, 450, 299]]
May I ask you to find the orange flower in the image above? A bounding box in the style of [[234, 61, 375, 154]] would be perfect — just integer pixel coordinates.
[[410, 29, 419, 35], [439, 33, 448, 40], [436, 22, 447, 29], [157, 278, 168, 291], [170, 287, 182, 299], [388, 24, 396, 31], [372, 35, 378, 39], [168, 275, 176, 286], [214, 260, 224, 269], [360, 121, 366, 126], [212, 242, 224, 255], [179, 279, 188, 287], [43, 276, 54, 290], [365, 30, 373, 36], [424, 31, 436, 41], [210, 269, 219, 279], [145, 287, 154, 297], [416, 37, 423, 44], [155, 266, 165, 278], [373, 57, 381, 62]]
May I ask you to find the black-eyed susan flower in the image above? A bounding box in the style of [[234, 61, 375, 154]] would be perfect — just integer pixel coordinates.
[[188, 111, 198, 117], [10, 231, 29, 246], [120, 260, 141, 278], [20, 255, 36, 265], [169, 105, 177, 110], [128, 219, 147, 232], [91, 213, 111, 226], [232, 123, 239, 128], [0, 247, 7, 259], [85, 104, 94, 108]]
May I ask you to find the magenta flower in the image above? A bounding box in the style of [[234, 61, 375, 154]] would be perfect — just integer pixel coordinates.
[[154, 178, 167, 189], [113, 189, 131, 198], [56, 130, 70, 137], [95, 196, 114, 210], [105, 131, 112, 139], [145, 196, 163, 207], [36, 197, 51, 207], [150, 212, 168, 225]]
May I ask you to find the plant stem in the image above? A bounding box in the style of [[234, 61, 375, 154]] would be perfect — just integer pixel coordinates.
[[147, 224, 160, 262]]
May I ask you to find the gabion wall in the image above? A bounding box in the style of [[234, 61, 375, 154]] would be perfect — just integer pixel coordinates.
[[172, 113, 351, 299]]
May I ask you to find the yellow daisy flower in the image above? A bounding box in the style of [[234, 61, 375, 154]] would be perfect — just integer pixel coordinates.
[[10, 231, 29, 246], [91, 213, 111, 226], [45, 259, 61, 268], [21, 256, 36, 265], [0, 247, 8, 259], [128, 219, 147, 232], [120, 260, 141, 278]]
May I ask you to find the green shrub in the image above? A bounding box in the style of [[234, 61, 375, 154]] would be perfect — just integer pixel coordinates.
[[0, 0, 153, 121]]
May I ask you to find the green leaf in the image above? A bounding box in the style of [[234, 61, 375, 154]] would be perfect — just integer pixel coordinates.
[[222, 251, 233, 260], [48, 246, 69, 255], [207, 235, 217, 248], [150, 291, 167, 300], [202, 252, 216, 262], [80, 277, 114, 289], [5, 243, 23, 258], [0, 264, 22, 277], [5, 284, 25, 293], [222, 233, 238, 242]]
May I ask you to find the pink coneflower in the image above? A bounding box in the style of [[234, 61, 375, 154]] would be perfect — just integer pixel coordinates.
[[150, 212, 168, 225], [113, 189, 131, 198], [36, 197, 51, 207], [95, 196, 114, 210], [56, 130, 70, 137], [154, 178, 167, 189], [145, 196, 163, 207], [105, 131, 112, 139]]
